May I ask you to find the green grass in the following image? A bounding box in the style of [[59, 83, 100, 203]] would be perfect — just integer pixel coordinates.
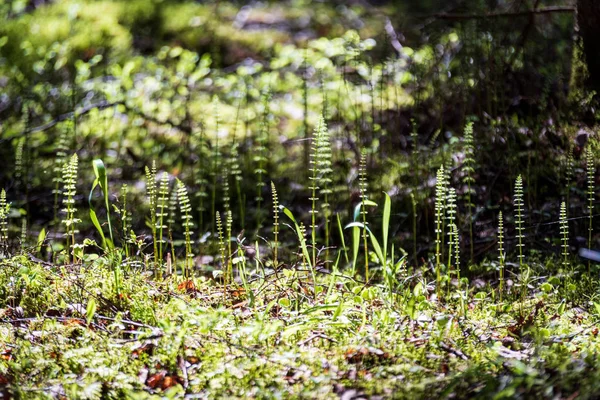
[[2, 255, 600, 398]]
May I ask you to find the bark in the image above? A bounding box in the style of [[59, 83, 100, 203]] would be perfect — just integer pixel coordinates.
[[578, 0, 600, 92]]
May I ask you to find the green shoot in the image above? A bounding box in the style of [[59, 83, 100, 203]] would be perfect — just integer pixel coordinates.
[[514, 175, 525, 270], [586, 147, 595, 264], [434, 165, 446, 300], [271, 182, 279, 269], [463, 121, 475, 263], [0, 189, 9, 256], [145, 161, 158, 263], [177, 179, 194, 279], [359, 150, 370, 281], [498, 211, 505, 300], [560, 202, 569, 267], [62, 154, 80, 264], [157, 173, 169, 270], [89, 159, 113, 250]]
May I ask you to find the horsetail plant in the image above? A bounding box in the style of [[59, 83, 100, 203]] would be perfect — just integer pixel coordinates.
[[52, 129, 70, 224], [309, 116, 331, 267], [20, 217, 27, 249], [560, 202, 569, 267], [434, 165, 446, 300], [222, 165, 231, 215], [62, 154, 80, 264], [514, 175, 525, 270], [316, 117, 333, 260], [157, 173, 169, 271], [498, 211, 505, 300], [226, 210, 233, 282], [194, 124, 209, 232], [565, 144, 574, 208], [229, 142, 245, 226], [216, 211, 226, 283], [177, 179, 194, 279], [463, 121, 475, 262], [411, 193, 418, 266], [271, 182, 279, 268], [168, 188, 178, 266], [453, 224, 460, 284], [359, 149, 370, 281], [211, 97, 222, 235], [145, 161, 158, 262], [14, 137, 25, 187], [254, 91, 271, 231], [119, 184, 131, 258], [0, 189, 9, 257], [446, 188, 457, 270], [586, 147, 595, 267]]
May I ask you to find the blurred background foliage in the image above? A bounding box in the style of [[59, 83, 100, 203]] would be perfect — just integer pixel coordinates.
[[0, 0, 594, 261]]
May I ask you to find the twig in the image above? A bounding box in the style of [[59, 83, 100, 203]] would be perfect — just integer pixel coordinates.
[[431, 6, 574, 20]]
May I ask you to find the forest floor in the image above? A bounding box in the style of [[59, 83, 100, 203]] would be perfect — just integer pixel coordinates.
[[2, 254, 600, 399]]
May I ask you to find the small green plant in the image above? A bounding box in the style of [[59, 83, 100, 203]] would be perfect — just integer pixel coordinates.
[[359, 149, 370, 281], [14, 137, 25, 188], [177, 179, 194, 279], [514, 175, 525, 270], [0, 189, 9, 256], [565, 144, 574, 208], [411, 192, 418, 266], [463, 121, 475, 262], [168, 188, 178, 266], [216, 211, 226, 282], [229, 142, 245, 227], [560, 202, 569, 267], [271, 182, 279, 268], [452, 223, 460, 289], [118, 184, 132, 258], [254, 91, 271, 231], [145, 161, 158, 262], [222, 165, 231, 215], [20, 217, 27, 249], [309, 116, 332, 267], [226, 209, 233, 281], [317, 117, 333, 260], [52, 128, 70, 224], [89, 159, 114, 250], [194, 124, 209, 232], [586, 147, 595, 258], [157, 173, 169, 269], [498, 211, 505, 300], [446, 188, 457, 270], [434, 165, 446, 299], [62, 154, 80, 264], [211, 96, 222, 236]]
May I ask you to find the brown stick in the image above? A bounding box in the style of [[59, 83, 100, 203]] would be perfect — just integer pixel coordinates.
[[432, 6, 574, 20]]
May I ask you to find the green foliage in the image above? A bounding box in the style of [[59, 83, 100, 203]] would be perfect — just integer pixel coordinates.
[[88, 159, 113, 249], [560, 202, 569, 267], [514, 175, 525, 269], [358, 150, 370, 281], [434, 165, 446, 299], [0, 189, 9, 256], [463, 121, 475, 262], [586, 147, 595, 252], [62, 154, 80, 264], [0, 2, 598, 396], [271, 182, 279, 268], [177, 179, 193, 279], [145, 161, 158, 263], [157, 173, 169, 267], [498, 211, 505, 299]]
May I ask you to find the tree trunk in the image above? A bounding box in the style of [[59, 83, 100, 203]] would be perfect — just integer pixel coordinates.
[[578, 0, 600, 92]]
